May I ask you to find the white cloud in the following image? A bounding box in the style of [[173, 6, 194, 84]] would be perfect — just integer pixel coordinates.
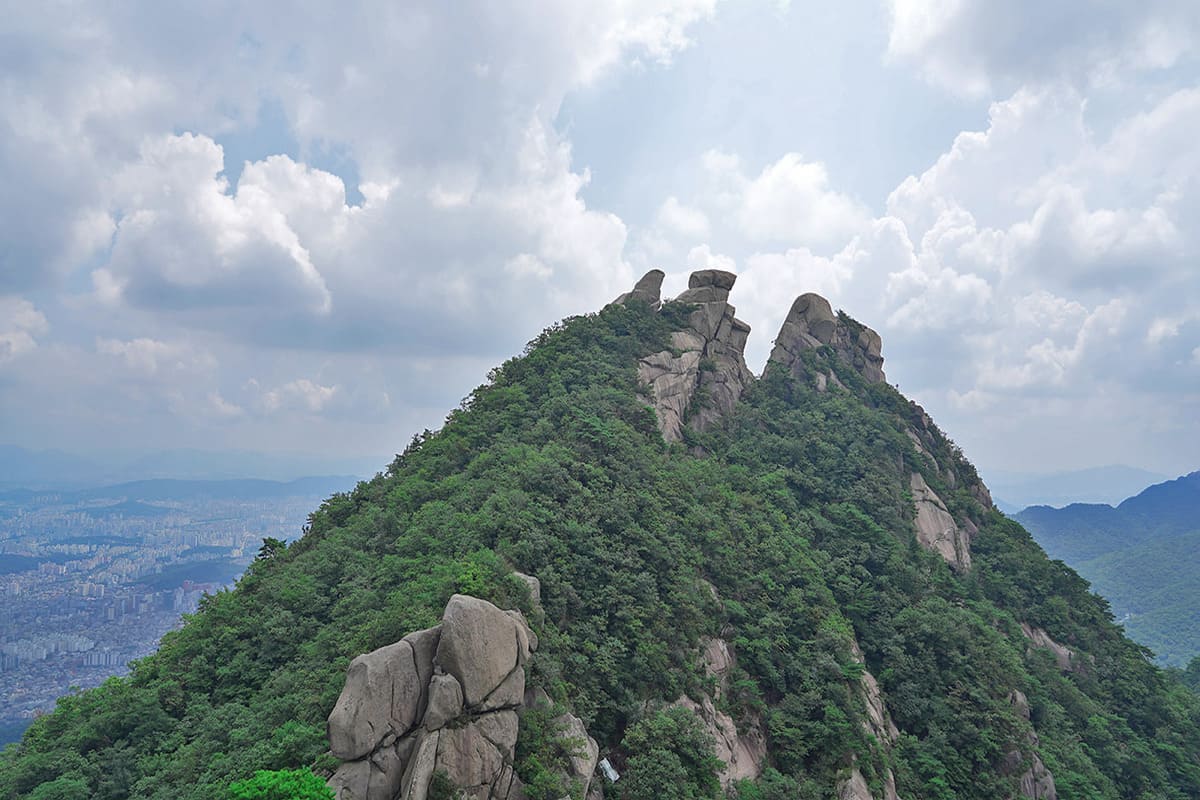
[[886, 0, 1200, 96], [205, 391, 245, 419], [256, 378, 339, 415], [1, 1, 712, 323], [96, 337, 215, 376], [0, 298, 49, 364], [1, 2, 1197, 476], [658, 197, 710, 239], [103, 134, 334, 316], [705, 150, 869, 249]]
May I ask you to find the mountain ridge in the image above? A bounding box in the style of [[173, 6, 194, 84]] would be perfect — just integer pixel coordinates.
[[2, 270, 1197, 800]]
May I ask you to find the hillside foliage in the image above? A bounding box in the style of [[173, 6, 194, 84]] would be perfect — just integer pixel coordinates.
[[2, 301, 1198, 800]]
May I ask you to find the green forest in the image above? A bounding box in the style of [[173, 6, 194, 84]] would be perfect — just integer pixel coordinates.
[[2, 299, 1199, 800]]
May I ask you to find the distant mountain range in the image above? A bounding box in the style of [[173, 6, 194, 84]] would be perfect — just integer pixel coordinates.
[[0, 476, 363, 508], [985, 464, 1170, 511], [0, 444, 381, 489], [1016, 471, 1200, 666]]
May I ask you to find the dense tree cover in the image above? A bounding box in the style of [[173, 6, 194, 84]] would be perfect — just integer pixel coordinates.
[[227, 768, 333, 800], [619, 707, 722, 800], [2, 300, 1198, 800]]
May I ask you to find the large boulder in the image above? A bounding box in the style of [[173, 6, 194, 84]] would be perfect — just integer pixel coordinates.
[[611, 269, 665, 307], [328, 590, 569, 800], [769, 293, 885, 384], [422, 673, 464, 731], [435, 710, 520, 794], [328, 640, 427, 760], [437, 594, 531, 707]]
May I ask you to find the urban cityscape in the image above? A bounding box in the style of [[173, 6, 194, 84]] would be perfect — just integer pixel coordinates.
[[0, 477, 358, 744]]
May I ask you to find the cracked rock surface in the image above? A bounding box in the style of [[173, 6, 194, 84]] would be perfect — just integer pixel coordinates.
[[327, 594, 537, 800], [769, 293, 885, 384], [618, 268, 754, 443]]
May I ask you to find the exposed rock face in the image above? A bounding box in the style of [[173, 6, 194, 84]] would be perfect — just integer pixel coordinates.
[[438, 594, 530, 707], [328, 593, 556, 800], [769, 293, 885, 384], [672, 637, 766, 789], [612, 269, 665, 307], [524, 687, 601, 790], [847, 639, 901, 800], [1002, 690, 1058, 800], [838, 767, 874, 800], [1019, 623, 1076, 672], [328, 639, 428, 761], [905, 401, 994, 511], [910, 473, 973, 571], [623, 269, 754, 442]]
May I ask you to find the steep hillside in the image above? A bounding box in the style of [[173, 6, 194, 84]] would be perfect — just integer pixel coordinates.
[[2, 271, 1198, 800], [1017, 473, 1200, 666]]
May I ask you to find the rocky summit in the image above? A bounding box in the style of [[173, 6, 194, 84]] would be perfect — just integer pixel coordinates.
[[3, 267, 1199, 800], [626, 269, 754, 443]]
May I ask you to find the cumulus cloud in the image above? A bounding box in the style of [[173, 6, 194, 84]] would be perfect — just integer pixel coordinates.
[[101, 134, 334, 316], [0, 298, 49, 364], [886, 0, 1200, 95], [95, 337, 216, 376], [255, 378, 339, 414], [704, 150, 869, 249], [1, 1, 713, 329], [2, 2, 1197, 476]]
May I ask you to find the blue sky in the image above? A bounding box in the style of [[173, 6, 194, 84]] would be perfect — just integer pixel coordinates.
[[1, 1, 1198, 478]]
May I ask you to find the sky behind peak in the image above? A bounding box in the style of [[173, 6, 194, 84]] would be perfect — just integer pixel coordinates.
[[1, 0, 1197, 478]]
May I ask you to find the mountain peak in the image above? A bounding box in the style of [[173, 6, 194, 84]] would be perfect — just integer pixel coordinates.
[[616, 270, 890, 442], [769, 292, 886, 384], [619, 269, 754, 442]]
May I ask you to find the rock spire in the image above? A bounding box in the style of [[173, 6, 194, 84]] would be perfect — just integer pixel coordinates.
[[768, 293, 885, 384], [615, 268, 754, 443]]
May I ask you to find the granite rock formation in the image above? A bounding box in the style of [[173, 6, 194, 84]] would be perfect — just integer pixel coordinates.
[[612, 268, 665, 308], [671, 637, 766, 790], [327, 592, 595, 800], [839, 639, 902, 800], [1019, 623, 1076, 673], [910, 472, 973, 572], [768, 293, 885, 384], [1002, 690, 1059, 800], [905, 401, 994, 510], [618, 269, 754, 442]]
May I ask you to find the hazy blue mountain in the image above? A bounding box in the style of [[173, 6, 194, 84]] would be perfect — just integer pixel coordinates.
[[1016, 471, 1200, 665], [985, 464, 1169, 509], [0, 476, 362, 507], [0, 445, 381, 489], [0, 446, 102, 489]]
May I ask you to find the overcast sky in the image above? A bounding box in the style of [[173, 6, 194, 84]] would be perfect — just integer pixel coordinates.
[[1, 1, 1198, 479]]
